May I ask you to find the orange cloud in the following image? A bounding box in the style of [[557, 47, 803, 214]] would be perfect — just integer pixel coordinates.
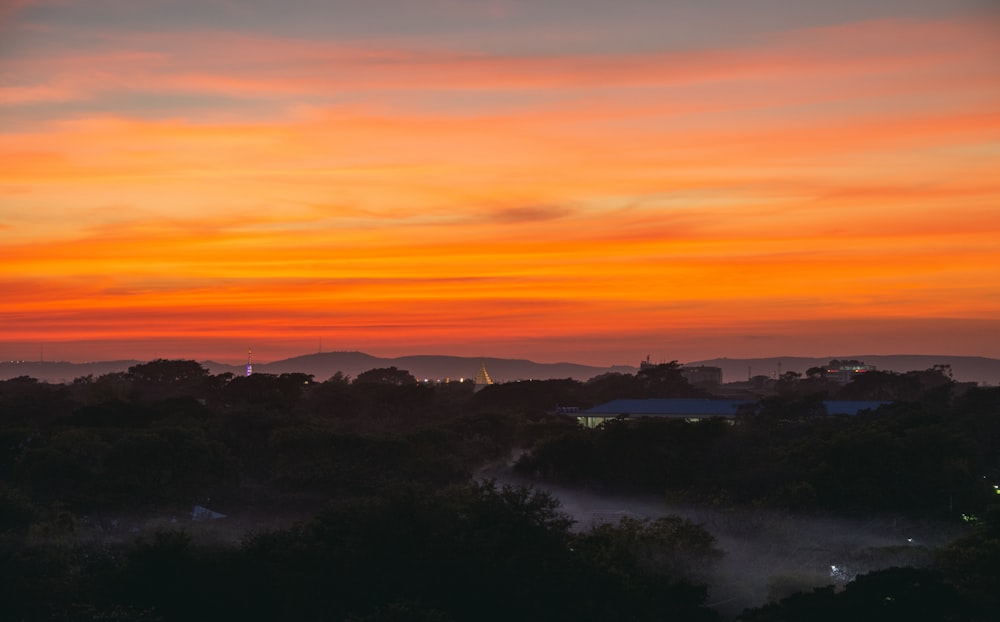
[[2, 15, 998, 363]]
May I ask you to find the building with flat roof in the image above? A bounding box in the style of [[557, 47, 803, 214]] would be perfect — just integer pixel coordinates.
[[577, 398, 752, 427], [680, 365, 723, 387], [576, 398, 890, 428], [822, 360, 876, 384]]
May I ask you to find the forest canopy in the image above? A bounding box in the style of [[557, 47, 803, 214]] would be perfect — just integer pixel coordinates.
[[0, 360, 997, 620]]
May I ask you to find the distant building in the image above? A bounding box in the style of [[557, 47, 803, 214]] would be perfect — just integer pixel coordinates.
[[576, 398, 890, 428], [473, 362, 493, 392], [577, 398, 752, 428], [639, 355, 659, 371], [822, 359, 876, 384], [246, 348, 253, 377], [680, 365, 723, 387]]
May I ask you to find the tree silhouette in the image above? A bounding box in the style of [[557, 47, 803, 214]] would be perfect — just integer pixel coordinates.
[[353, 367, 418, 386]]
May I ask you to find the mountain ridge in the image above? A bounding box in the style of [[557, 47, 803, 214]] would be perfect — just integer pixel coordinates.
[[2, 352, 998, 384]]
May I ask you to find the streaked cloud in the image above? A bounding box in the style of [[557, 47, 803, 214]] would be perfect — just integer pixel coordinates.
[[1, 1, 998, 364]]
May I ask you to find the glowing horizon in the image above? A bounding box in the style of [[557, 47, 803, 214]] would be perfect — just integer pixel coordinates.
[[3, 1, 999, 367]]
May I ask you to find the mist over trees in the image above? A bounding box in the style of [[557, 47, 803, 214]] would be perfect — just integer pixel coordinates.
[[0, 359, 997, 620]]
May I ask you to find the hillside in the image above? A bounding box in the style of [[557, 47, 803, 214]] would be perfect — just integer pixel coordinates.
[[0, 352, 634, 383], [213, 352, 636, 383], [3, 352, 998, 384]]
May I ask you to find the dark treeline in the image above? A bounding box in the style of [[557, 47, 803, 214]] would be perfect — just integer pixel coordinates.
[[0, 359, 998, 620], [0, 360, 712, 514], [1, 481, 723, 622]]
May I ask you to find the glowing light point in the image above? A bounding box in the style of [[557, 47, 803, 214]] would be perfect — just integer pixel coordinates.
[[246, 348, 253, 377]]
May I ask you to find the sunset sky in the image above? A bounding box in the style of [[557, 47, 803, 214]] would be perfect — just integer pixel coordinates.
[[2, 0, 999, 366]]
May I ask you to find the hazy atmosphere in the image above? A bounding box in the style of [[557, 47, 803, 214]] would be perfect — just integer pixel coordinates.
[[3, 0, 1000, 365]]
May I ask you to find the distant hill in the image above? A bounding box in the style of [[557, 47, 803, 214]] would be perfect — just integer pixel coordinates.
[[3, 352, 998, 385], [0, 360, 142, 384], [0, 352, 634, 384], [210, 352, 636, 383], [687, 355, 1000, 385]]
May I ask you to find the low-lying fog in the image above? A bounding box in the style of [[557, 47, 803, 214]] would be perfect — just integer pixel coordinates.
[[63, 469, 963, 620], [488, 470, 960, 619]]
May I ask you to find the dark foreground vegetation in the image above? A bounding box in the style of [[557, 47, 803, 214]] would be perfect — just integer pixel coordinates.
[[0, 360, 997, 620]]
